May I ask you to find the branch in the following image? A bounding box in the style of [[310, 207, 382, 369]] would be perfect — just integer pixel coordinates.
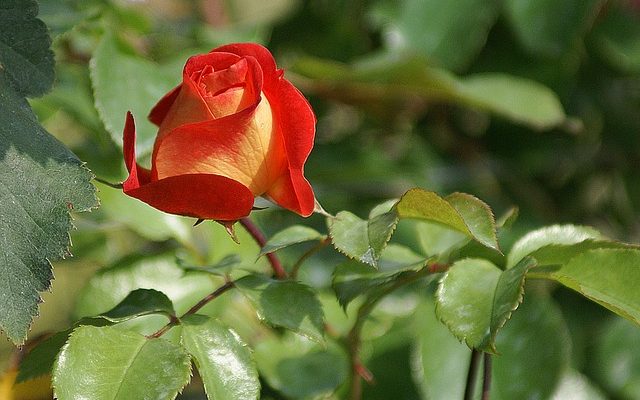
[[464, 350, 482, 400], [482, 353, 492, 400], [239, 217, 288, 279], [147, 280, 235, 339]]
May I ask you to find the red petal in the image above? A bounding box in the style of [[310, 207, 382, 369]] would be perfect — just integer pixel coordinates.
[[148, 85, 182, 127], [266, 168, 315, 217], [122, 112, 151, 190], [212, 43, 278, 92], [123, 173, 254, 221]]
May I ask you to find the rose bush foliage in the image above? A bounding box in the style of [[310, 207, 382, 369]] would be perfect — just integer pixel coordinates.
[[122, 43, 316, 221]]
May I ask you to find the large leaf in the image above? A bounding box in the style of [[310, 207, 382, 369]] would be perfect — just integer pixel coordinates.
[[329, 209, 398, 267], [292, 54, 566, 129], [90, 30, 179, 156], [235, 274, 325, 342], [0, 72, 96, 343], [53, 326, 191, 400], [435, 257, 535, 351], [181, 315, 259, 400], [380, 0, 501, 71], [396, 188, 499, 252], [0, 0, 54, 97], [545, 249, 640, 325], [504, 0, 604, 58]]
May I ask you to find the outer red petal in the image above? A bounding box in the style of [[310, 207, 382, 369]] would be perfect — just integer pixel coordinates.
[[148, 85, 181, 127], [266, 169, 315, 217], [122, 112, 253, 220], [124, 174, 254, 221]]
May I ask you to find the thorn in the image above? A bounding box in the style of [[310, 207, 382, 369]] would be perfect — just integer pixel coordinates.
[[219, 221, 239, 244], [193, 218, 205, 226]]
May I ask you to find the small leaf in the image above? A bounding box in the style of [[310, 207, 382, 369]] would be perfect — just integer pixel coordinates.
[[53, 326, 191, 400], [0, 0, 54, 97], [549, 249, 640, 325], [99, 289, 176, 322], [260, 225, 326, 256], [90, 30, 179, 156], [435, 257, 535, 351], [181, 315, 259, 400], [396, 189, 499, 252], [235, 274, 325, 342], [507, 224, 604, 267], [329, 209, 398, 267], [180, 254, 242, 276]]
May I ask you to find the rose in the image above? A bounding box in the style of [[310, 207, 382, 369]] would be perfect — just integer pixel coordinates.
[[121, 43, 316, 221]]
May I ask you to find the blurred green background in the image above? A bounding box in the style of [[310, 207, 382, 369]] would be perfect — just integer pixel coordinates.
[[3, 0, 640, 399]]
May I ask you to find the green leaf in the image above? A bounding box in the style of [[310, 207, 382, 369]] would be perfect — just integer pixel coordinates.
[[547, 249, 640, 325], [53, 326, 191, 400], [90, 30, 179, 156], [99, 289, 176, 322], [396, 189, 500, 252], [382, 0, 501, 71], [0, 0, 54, 97], [593, 317, 640, 399], [507, 224, 603, 267], [253, 333, 348, 399], [458, 73, 566, 130], [329, 209, 398, 267], [0, 72, 96, 344], [180, 254, 242, 276], [591, 3, 640, 73], [181, 315, 259, 400], [491, 293, 570, 399], [74, 253, 220, 319], [260, 225, 326, 256], [332, 259, 428, 309], [435, 257, 535, 351], [235, 274, 325, 342], [504, 0, 603, 58]]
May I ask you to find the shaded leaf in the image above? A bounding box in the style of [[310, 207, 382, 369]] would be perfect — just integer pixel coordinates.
[[0, 71, 96, 343], [0, 0, 54, 97], [235, 274, 325, 342], [260, 225, 325, 256], [53, 326, 191, 400], [396, 189, 499, 252], [435, 257, 535, 351], [181, 315, 259, 400], [99, 288, 175, 322]]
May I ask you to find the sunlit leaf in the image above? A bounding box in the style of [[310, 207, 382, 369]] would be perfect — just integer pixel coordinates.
[[260, 225, 326, 256]]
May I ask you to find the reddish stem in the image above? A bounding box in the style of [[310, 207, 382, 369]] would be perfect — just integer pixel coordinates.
[[239, 217, 287, 279]]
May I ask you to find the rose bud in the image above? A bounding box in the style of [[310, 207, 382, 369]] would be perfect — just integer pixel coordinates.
[[121, 43, 316, 221]]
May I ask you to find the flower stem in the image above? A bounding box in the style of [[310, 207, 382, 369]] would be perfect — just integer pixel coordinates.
[[464, 350, 482, 400], [239, 217, 287, 279], [482, 353, 492, 400], [147, 280, 235, 339], [94, 177, 123, 189]]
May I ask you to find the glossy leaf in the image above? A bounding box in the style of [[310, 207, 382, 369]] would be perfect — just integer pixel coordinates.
[[91, 30, 179, 156], [99, 289, 175, 322], [329, 209, 398, 267], [53, 326, 191, 400], [546, 249, 640, 325], [0, 0, 54, 97], [260, 225, 326, 256], [235, 274, 325, 342], [396, 189, 499, 252], [380, 0, 501, 71], [435, 257, 535, 351], [507, 224, 603, 267], [0, 72, 97, 343], [181, 315, 259, 400]]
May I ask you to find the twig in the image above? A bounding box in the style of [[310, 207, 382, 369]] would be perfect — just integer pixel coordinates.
[[290, 237, 331, 279], [94, 177, 123, 189], [482, 353, 492, 400], [239, 217, 287, 279], [464, 350, 482, 400], [147, 280, 235, 339]]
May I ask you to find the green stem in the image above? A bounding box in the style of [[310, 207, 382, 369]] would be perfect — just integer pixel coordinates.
[[239, 217, 288, 279], [482, 354, 492, 400], [94, 177, 123, 189], [464, 350, 482, 400]]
